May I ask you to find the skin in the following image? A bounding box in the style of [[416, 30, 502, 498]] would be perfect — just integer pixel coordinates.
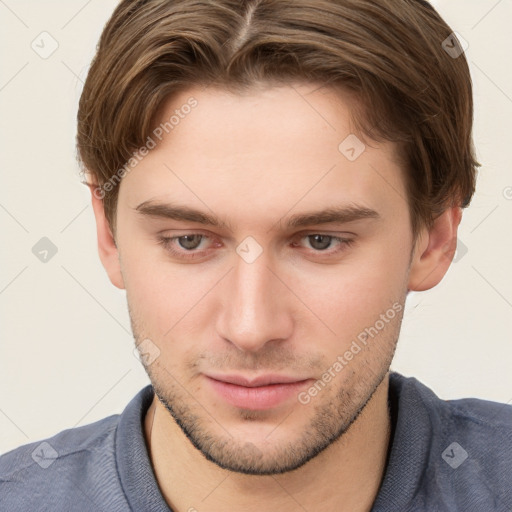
[[90, 82, 461, 512]]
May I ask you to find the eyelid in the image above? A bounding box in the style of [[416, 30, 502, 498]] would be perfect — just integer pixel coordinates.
[[158, 231, 355, 261], [293, 233, 355, 251]]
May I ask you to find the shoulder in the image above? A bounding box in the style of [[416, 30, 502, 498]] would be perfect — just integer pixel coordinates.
[[0, 413, 129, 511], [391, 371, 512, 434], [398, 373, 512, 445], [432, 395, 512, 510], [0, 413, 119, 478], [391, 373, 512, 510]]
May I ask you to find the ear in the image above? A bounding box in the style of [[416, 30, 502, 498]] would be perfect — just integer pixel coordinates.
[[408, 206, 463, 291], [89, 185, 125, 290]]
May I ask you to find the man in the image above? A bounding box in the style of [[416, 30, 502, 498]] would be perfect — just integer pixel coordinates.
[[1, 0, 511, 510]]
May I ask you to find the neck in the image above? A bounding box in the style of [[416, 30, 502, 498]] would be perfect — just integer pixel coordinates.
[[144, 375, 391, 512]]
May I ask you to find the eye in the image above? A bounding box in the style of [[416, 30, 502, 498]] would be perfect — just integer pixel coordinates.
[[157, 232, 355, 261], [306, 234, 335, 251], [292, 233, 355, 255], [175, 234, 204, 250], [157, 233, 214, 260]]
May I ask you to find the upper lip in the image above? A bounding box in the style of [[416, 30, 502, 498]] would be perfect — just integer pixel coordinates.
[[206, 373, 311, 388]]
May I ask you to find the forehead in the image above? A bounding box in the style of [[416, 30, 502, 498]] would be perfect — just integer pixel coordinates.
[[151, 82, 368, 162], [119, 83, 408, 231]]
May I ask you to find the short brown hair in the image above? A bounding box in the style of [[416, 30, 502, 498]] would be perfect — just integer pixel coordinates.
[[77, 0, 480, 238]]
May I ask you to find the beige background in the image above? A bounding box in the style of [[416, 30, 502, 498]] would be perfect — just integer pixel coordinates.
[[1, 0, 511, 454]]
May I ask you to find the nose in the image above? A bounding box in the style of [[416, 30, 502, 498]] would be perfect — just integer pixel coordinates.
[[215, 248, 293, 353]]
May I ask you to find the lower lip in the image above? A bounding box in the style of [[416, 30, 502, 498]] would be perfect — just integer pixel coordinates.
[[206, 377, 312, 410]]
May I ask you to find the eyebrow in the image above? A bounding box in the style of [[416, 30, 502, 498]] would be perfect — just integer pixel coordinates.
[[135, 201, 233, 231], [134, 200, 380, 231], [283, 205, 380, 229]]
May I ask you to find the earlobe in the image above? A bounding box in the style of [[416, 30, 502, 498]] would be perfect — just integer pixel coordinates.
[[407, 207, 462, 292], [89, 185, 125, 290]]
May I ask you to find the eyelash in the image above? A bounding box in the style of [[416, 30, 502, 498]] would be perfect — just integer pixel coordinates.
[[157, 233, 355, 260]]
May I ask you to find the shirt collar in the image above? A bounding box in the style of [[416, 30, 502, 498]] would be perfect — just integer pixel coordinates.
[[116, 384, 172, 512], [371, 372, 434, 510]]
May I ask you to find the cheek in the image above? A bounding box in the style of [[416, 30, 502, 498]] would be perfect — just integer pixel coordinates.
[[120, 242, 177, 334], [121, 242, 222, 352], [124, 263, 205, 377], [289, 237, 411, 345]]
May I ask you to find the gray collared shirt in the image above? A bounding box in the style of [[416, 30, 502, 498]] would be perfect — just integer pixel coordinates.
[[1, 372, 511, 511]]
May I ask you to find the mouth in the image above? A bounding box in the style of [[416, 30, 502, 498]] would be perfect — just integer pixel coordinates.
[[205, 373, 314, 410]]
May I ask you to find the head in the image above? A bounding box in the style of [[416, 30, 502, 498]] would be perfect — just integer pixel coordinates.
[[78, 0, 479, 475]]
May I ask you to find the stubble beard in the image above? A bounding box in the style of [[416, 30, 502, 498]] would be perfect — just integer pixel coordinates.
[[132, 321, 400, 476]]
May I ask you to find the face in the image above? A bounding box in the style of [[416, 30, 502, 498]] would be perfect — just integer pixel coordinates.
[[112, 83, 416, 475]]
